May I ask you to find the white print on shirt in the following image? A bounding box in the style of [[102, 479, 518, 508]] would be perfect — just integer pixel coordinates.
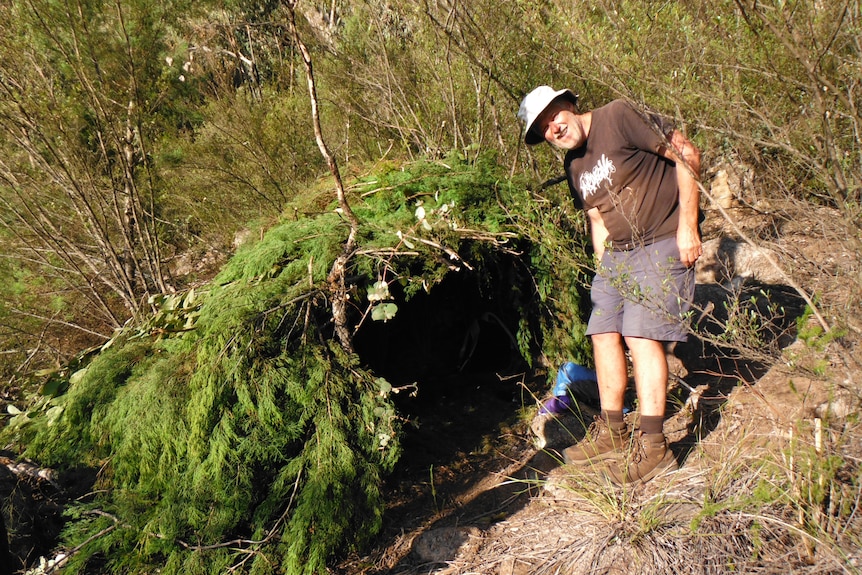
[[578, 154, 616, 200]]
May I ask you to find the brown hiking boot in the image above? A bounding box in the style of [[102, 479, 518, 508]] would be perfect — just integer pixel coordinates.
[[562, 416, 629, 466], [604, 431, 678, 485]]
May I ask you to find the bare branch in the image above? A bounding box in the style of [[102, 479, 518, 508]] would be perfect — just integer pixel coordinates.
[[285, 2, 358, 352]]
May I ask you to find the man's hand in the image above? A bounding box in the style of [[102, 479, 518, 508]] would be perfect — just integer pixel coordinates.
[[677, 224, 702, 267]]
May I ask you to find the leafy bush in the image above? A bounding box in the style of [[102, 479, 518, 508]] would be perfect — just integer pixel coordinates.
[[7, 153, 590, 574]]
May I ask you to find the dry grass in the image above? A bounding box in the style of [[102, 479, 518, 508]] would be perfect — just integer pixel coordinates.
[[437, 414, 860, 575]]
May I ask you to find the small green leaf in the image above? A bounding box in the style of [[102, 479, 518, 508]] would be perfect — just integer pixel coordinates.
[[371, 303, 398, 322], [396, 230, 415, 249], [376, 377, 392, 395], [6, 404, 21, 415], [42, 378, 65, 397], [69, 367, 88, 386], [367, 281, 391, 302], [45, 405, 64, 426], [184, 312, 200, 330]]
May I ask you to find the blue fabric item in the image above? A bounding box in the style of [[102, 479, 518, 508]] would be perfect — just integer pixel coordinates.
[[553, 362, 597, 396], [549, 361, 602, 408]]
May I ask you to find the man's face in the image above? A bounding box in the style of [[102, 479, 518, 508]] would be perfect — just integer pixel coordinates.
[[535, 99, 583, 150]]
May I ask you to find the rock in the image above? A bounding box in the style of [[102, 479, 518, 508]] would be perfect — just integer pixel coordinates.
[[696, 237, 786, 286], [412, 526, 481, 564], [705, 161, 753, 208], [710, 169, 734, 209], [665, 343, 689, 380], [530, 410, 591, 450], [815, 394, 858, 420]]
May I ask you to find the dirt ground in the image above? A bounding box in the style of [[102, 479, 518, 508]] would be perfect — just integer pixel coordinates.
[[334, 204, 862, 575]]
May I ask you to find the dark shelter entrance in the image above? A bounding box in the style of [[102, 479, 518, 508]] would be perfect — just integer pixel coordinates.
[[353, 255, 537, 475], [354, 268, 528, 383]]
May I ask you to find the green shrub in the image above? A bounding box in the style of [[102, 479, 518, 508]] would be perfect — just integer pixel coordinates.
[[9, 152, 590, 574]]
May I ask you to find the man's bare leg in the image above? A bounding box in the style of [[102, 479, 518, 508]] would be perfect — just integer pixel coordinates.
[[605, 336, 678, 483], [624, 336, 667, 419], [562, 332, 630, 465], [592, 332, 628, 412]]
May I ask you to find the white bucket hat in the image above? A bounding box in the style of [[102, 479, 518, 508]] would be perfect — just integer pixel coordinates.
[[518, 86, 579, 145]]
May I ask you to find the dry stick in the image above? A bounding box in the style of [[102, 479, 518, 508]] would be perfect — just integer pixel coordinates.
[[8, 307, 110, 339], [286, 2, 359, 353], [400, 234, 474, 271], [44, 511, 120, 575], [814, 418, 826, 536], [180, 469, 304, 554]]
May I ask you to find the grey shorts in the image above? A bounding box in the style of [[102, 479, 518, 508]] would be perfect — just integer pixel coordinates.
[[586, 236, 695, 342]]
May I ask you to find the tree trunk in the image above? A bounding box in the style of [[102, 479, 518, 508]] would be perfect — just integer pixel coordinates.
[[286, 2, 359, 353]]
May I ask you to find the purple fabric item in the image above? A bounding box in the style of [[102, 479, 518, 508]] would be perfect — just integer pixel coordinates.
[[539, 395, 574, 415]]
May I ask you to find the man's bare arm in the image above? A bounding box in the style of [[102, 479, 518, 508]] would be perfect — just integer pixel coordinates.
[[661, 130, 702, 267], [588, 207, 609, 263]]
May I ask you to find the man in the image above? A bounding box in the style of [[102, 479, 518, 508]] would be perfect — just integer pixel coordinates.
[[518, 86, 702, 484]]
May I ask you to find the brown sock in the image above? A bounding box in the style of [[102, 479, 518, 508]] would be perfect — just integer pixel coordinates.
[[602, 409, 625, 431], [639, 415, 664, 435]]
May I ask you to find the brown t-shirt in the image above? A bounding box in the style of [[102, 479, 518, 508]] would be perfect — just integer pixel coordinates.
[[565, 100, 679, 250]]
